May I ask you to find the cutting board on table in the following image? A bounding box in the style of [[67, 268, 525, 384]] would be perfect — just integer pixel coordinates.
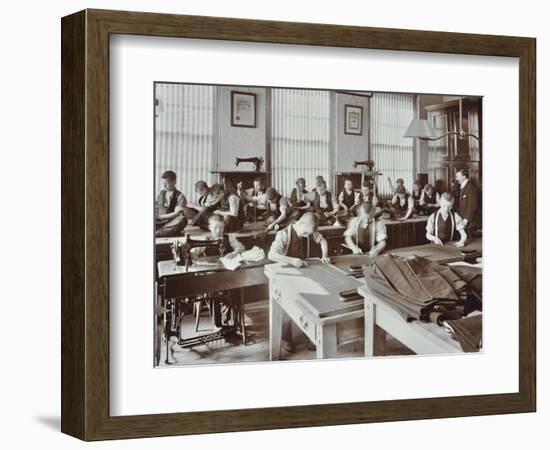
[[267, 260, 365, 319]]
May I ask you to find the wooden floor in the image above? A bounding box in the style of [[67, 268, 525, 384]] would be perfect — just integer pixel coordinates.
[[159, 299, 413, 366]]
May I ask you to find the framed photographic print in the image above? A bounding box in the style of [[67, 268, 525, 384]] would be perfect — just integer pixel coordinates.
[[344, 104, 363, 135], [61, 9, 536, 441], [231, 90, 257, 127]]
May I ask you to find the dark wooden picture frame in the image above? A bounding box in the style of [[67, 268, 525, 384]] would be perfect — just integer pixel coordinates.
[[231, 90, 257, 127], [61, 9, 536, 441], [344, 104, 363, 135]]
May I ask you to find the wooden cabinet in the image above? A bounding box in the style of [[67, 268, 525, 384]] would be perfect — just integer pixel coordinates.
[[425, 98, 482, 194], [210, 170, 270, 191]]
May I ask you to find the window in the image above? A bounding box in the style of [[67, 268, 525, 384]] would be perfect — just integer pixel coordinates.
[[371, 92, 415, 197], [271, 89, 331, 197], [155, 84, 215, 203]]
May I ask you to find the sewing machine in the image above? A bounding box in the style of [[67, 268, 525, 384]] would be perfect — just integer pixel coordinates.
[[352, 160, 383, 191], [353, 160, 383, 178], [172, 233, 228, 272], [235, 156, 264, 172]]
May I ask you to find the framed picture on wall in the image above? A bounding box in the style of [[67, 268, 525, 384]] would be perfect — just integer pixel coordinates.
[[344, 104, 363, 135], [231, 90, 257, 127]]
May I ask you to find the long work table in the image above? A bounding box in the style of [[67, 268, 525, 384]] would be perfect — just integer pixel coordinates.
[[156, 215, 430, 264], [265, 260, 365, 360]]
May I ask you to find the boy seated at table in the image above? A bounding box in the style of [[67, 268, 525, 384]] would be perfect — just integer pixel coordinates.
[[344, 203, 387, 256], [191, 214, 246, 329], [268, 212, 330, 352], [265, 187, 300, 231], [213, 181, 246, 233], [418, 183, 440, 215], [311, 175, 326, 194], [387, 176, 405, 195], [360, 179, 380, 208], [242, 177, 268, 222], [289, 177, 313, 215], [338, 179, 362, 220], [183, 180, 210, 218], [425, 193, 467, 248], [190, 181, 224, 230], [313, 180, 345, 227], [389, 185, 415, 220], [411, 180, 423, 212], [155, 170, 188, 237]]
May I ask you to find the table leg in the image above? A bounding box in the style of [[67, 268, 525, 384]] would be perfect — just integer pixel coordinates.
[[365, 297, 386, 357], [164, 298, 171, 364], [270, 292, 283, 361], [316, 323, 338, 359], [240, 288, 247, 346], [373, 326, 386, 356], [155, 294, 161, 366]]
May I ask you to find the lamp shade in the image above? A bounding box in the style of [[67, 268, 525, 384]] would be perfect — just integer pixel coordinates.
[[404, 119, 437, 139]]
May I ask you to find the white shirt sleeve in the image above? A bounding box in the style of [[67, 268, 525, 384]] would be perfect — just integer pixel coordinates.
[[426, 213, 436, 235], [279, 196, 289, 213], [343, 217, 359, 238], [229, 234, 245, 253], [375, 221, 387, 242], [454, 212, 466, 231], [269, 229, 288, 258], [311, 231, 325, 245], [229, 195, 240, 217]]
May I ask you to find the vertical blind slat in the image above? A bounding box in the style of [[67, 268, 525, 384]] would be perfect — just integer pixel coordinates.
[[155, 84, 215, 204], [271, 89, 331, 197], [155, 86, 414, 203], [371, 92, 415, 197]]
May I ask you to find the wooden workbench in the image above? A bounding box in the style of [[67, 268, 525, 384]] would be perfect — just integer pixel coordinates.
[[352, 240, 482, 357], [266, 239, 481, 360], [358, 283, 463, 356], [265, 260, 365, 360]]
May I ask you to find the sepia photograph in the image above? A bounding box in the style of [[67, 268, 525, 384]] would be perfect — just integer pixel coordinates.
[[154, 83, 483, 367]]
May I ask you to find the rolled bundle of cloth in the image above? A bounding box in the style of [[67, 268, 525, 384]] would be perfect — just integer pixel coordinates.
[[443, 313, 483, 352], [363, 254, 482, 323]]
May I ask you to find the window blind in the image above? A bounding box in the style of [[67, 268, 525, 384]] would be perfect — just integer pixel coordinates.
[[271, 89, 331, 197], [155, 84, 215, 204], [371, 92, 415, 197]]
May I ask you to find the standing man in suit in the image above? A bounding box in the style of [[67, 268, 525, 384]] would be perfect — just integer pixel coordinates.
[[455, 169, 479, 234]]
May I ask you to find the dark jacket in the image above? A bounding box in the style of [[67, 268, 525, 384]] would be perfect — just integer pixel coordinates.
[[457, 180, 479, 224]]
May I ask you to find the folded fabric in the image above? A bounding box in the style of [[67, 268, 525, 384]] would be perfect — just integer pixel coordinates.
[[364, 254, 482, 322], [444, 314, 483, 352], [240, 246, 266, 262]]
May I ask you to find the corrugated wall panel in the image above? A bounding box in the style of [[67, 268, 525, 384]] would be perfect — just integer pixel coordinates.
[[371, 92, 415, 197], [271, 89, 331, 196], [154, 84, 215, 204]]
